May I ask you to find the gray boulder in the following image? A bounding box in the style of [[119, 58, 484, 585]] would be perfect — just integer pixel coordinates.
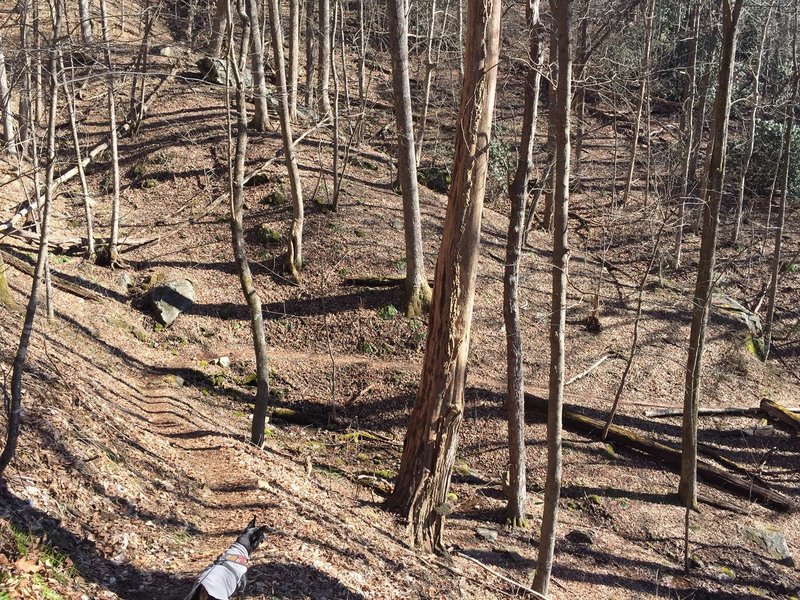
[[150, 279, 195, 326], [196, 57, 252, 88]]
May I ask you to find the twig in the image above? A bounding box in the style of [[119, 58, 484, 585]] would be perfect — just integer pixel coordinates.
[[565, 351, 621, 386], [455, 551, 549, 599]]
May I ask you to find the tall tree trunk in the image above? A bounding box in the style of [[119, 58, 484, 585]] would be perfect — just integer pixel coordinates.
[[99, 0, 122, 266], [79, 0, 93, 44], [621, 0, 656, 208], [0, 31, 16, 156], [573, 16, 587, 185], [384, 0, 502, 552], [732, 6, 771, 245], [305, 0, 316, 108], [763, 30, 799, 362], [532, 0, 572, 593], [267, 0, 305, 281], [228, 24, 272, 446], [386, 0, 432, 317], [414, 0, 438, 166], [316, 0, 331, 116], [674, 0, 700, 267], [542, 30, 557, 232], [679, 0, 744, 510], [18, 1, 32, 154], [247, 0, 272, 131], [288, 0, 300, 119], [0, 0, 61, 476], [330, 0, 341, 207], [62, 53, 95, 260], [211, 0, 228, 57], [503, 0, 542, 528]]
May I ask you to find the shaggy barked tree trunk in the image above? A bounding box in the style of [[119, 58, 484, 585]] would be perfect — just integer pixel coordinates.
[[384, 0, 502, 553]]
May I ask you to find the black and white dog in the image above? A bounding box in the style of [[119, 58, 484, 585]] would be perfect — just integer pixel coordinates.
[[186, 517, 268, 600]]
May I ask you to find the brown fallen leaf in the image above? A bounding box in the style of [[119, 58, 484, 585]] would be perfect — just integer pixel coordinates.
[[15, 556, 42, 573]]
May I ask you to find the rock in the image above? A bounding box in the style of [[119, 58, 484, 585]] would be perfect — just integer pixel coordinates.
[[154, 45, 186, 58], [218, 356, 231, 369], [566, 528, 594, 546], [196, 57, 252, 87], [744, 523, 795, 566], [476, 527, 498, 543], [149, 279, 195, 326], [117, 273, 133, 291], [173, 375, 184, 387]]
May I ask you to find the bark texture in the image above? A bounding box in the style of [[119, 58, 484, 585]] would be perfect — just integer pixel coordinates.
[[385, 0, 502, 552]]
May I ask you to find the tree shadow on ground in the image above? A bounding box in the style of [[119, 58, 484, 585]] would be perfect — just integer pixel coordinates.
[[246, 561, 367, 599]]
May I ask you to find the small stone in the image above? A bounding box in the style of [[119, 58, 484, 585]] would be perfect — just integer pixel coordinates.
[[476, 527, 498, 543], [566, 528, 594, 546], [218, 356, 231, 369], [117, 273, 133, 290], [173, 376, 184, 387]]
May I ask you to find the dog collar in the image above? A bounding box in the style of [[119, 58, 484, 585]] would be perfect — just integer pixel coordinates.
[[221, 553, 248, 566]]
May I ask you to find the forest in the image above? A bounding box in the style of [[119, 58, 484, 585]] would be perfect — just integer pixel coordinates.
[[0, 0, 798, 597]]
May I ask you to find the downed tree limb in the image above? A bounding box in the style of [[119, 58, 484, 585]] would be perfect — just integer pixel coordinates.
[[760, 398, 800, 434], [698, 442, 770, 488], [455, 552, 548, 600], [645, 405, 800, 418], [524, 393, 794, 512], [565, 351, 622, 386], [0, 251, 102, 301], [342, 275, 405, 287], [1, 67, 178, 234]]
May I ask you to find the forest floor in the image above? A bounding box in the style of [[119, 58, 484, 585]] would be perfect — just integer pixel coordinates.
[[1, 3, 800, 598]]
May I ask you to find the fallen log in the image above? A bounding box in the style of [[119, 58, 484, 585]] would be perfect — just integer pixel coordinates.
[[645, 405, 800, 418], [342, 275, 404, 287], [760, 398, 800, 434], [523, 392, 794, 512], [0, 251, 102, 301]]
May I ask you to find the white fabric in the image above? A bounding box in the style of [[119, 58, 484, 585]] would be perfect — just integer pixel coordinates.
[[197, 542, 248, 600]]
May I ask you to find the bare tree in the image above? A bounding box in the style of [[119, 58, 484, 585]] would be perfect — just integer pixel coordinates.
[[99, 0, 122, 266], [679, 0, 744, 510], [267, 0, 305, 281], [317, 0, 332, 116], [0, 0, 62, 476], [0, 31, 15, 156], [386, 0, 432, 316], [305, 0, 316, 107], [211, 0, 228, 57], [385, 0, 502, 552], [79, 0, 93, 44], [503, 0, 543, 527], [732, 4, 772, 245], [621, 0, 656, 207], [227, 20, 272, 446], [288, 0, 300, 119], [532, 0, 572, 593], [674, 0, 700, 266], [763, 14, 798, 363], [246, 0, 272, 131], [62, 53, 95, 259]]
